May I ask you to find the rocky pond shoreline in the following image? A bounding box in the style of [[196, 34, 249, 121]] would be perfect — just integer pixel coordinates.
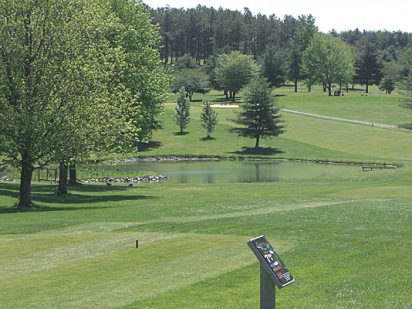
[[0, 174, 168, 184], [80, 175, 168, 184]]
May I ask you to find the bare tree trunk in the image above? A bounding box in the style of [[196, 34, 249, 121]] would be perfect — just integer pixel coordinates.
[[57, 161, 68, 195], [68, 162, 79, 185], [18, 164, 34, 208], [328, 83, 332, 96]]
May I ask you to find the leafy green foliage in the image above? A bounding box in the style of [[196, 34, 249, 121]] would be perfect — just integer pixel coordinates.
[[200, 100, 218, 138], [173, 87, 191, 133], [108, 0, 170, 149], [215, 51, 260, 102], [0, 0, 118, 206], [397, 47, 412, 79], [302, 33, 355, 95], [379, 76, 396, 94], [399, 73, 412, 109], [0, 0, 169, 206], [260, 45, 288, 87], [171, 68, 210, 102], [173, 53, 198, 70], [394, 48, 412, 115], [287, 14, 319, 91]]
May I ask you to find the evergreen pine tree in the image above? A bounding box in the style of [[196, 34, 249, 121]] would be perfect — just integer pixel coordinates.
[[229, 77, 285, 149]]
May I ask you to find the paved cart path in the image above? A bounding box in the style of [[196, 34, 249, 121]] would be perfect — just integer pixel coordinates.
[[281, 109, 403, 130]]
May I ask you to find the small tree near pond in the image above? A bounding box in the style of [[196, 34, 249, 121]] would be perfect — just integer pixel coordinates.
[[200, 100, 218, 139], [173, 87, 191, 133], [229, 77, 285, 149]]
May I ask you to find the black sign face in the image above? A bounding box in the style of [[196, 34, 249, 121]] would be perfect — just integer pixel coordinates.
[[248, 235, 294, 288]]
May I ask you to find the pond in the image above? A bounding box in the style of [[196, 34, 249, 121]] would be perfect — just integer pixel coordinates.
[[97, 160, 360, 184]]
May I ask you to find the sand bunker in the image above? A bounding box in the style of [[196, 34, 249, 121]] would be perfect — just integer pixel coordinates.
[[211, 104, 239, 108]]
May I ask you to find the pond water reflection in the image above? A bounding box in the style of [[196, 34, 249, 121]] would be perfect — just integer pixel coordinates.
[[104, 160, 359, 184]]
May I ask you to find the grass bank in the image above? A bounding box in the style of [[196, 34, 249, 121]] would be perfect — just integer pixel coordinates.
[[136, 86, 411, 166], [0, 168, 411, 308]]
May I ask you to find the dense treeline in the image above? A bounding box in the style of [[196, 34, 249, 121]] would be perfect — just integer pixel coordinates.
[[147, 5, 412, 66], [145, 4, 412, 99], [148, 5, 300, 64]]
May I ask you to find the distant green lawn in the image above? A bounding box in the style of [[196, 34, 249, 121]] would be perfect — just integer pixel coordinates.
[[0, 85, 411, 308], [277, 85, 410, 126], [140, 86, 412, 164]]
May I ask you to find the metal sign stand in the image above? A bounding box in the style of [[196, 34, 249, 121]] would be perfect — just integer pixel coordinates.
[[260, 263, 276, 309], [248, 235, 294, 309]]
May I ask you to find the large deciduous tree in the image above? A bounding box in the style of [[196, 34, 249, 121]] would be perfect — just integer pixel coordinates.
[[108, 0, 170, 151], [229, 77, 285, 149], [302, 33, 355, 96], [0, 0, 113, 207], [0, 0, 169, 207], [215, 51, 260, 102], [171, 68, 210, 102], [57, 0, 169, 193]]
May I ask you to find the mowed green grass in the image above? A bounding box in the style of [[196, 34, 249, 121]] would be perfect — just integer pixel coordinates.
[[0, 86, 411, 308], [143, 86, 412, 163]]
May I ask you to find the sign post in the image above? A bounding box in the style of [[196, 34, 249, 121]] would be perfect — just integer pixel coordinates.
[[247, 235, 294, 308], [260, 263, 276, 308]]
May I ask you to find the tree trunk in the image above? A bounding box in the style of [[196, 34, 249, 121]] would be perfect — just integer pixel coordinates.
[[255, 134, 260, 149], [18, 164, 34, 208], [68, 163, 79, 185], [366, 83, 369, 94], [57, 161, 68, 195], [294, 79, 298, 92]]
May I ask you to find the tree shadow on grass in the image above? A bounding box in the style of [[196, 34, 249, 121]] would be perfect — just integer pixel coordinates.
[[190, 98, 204, 103], [211, 97, 241, 103], [199, 136, 216, 141], [0, 182, 158, 213], [232, 146, 285, 156], [173, 131, 189, 136], [137, 140, 162, 152]]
